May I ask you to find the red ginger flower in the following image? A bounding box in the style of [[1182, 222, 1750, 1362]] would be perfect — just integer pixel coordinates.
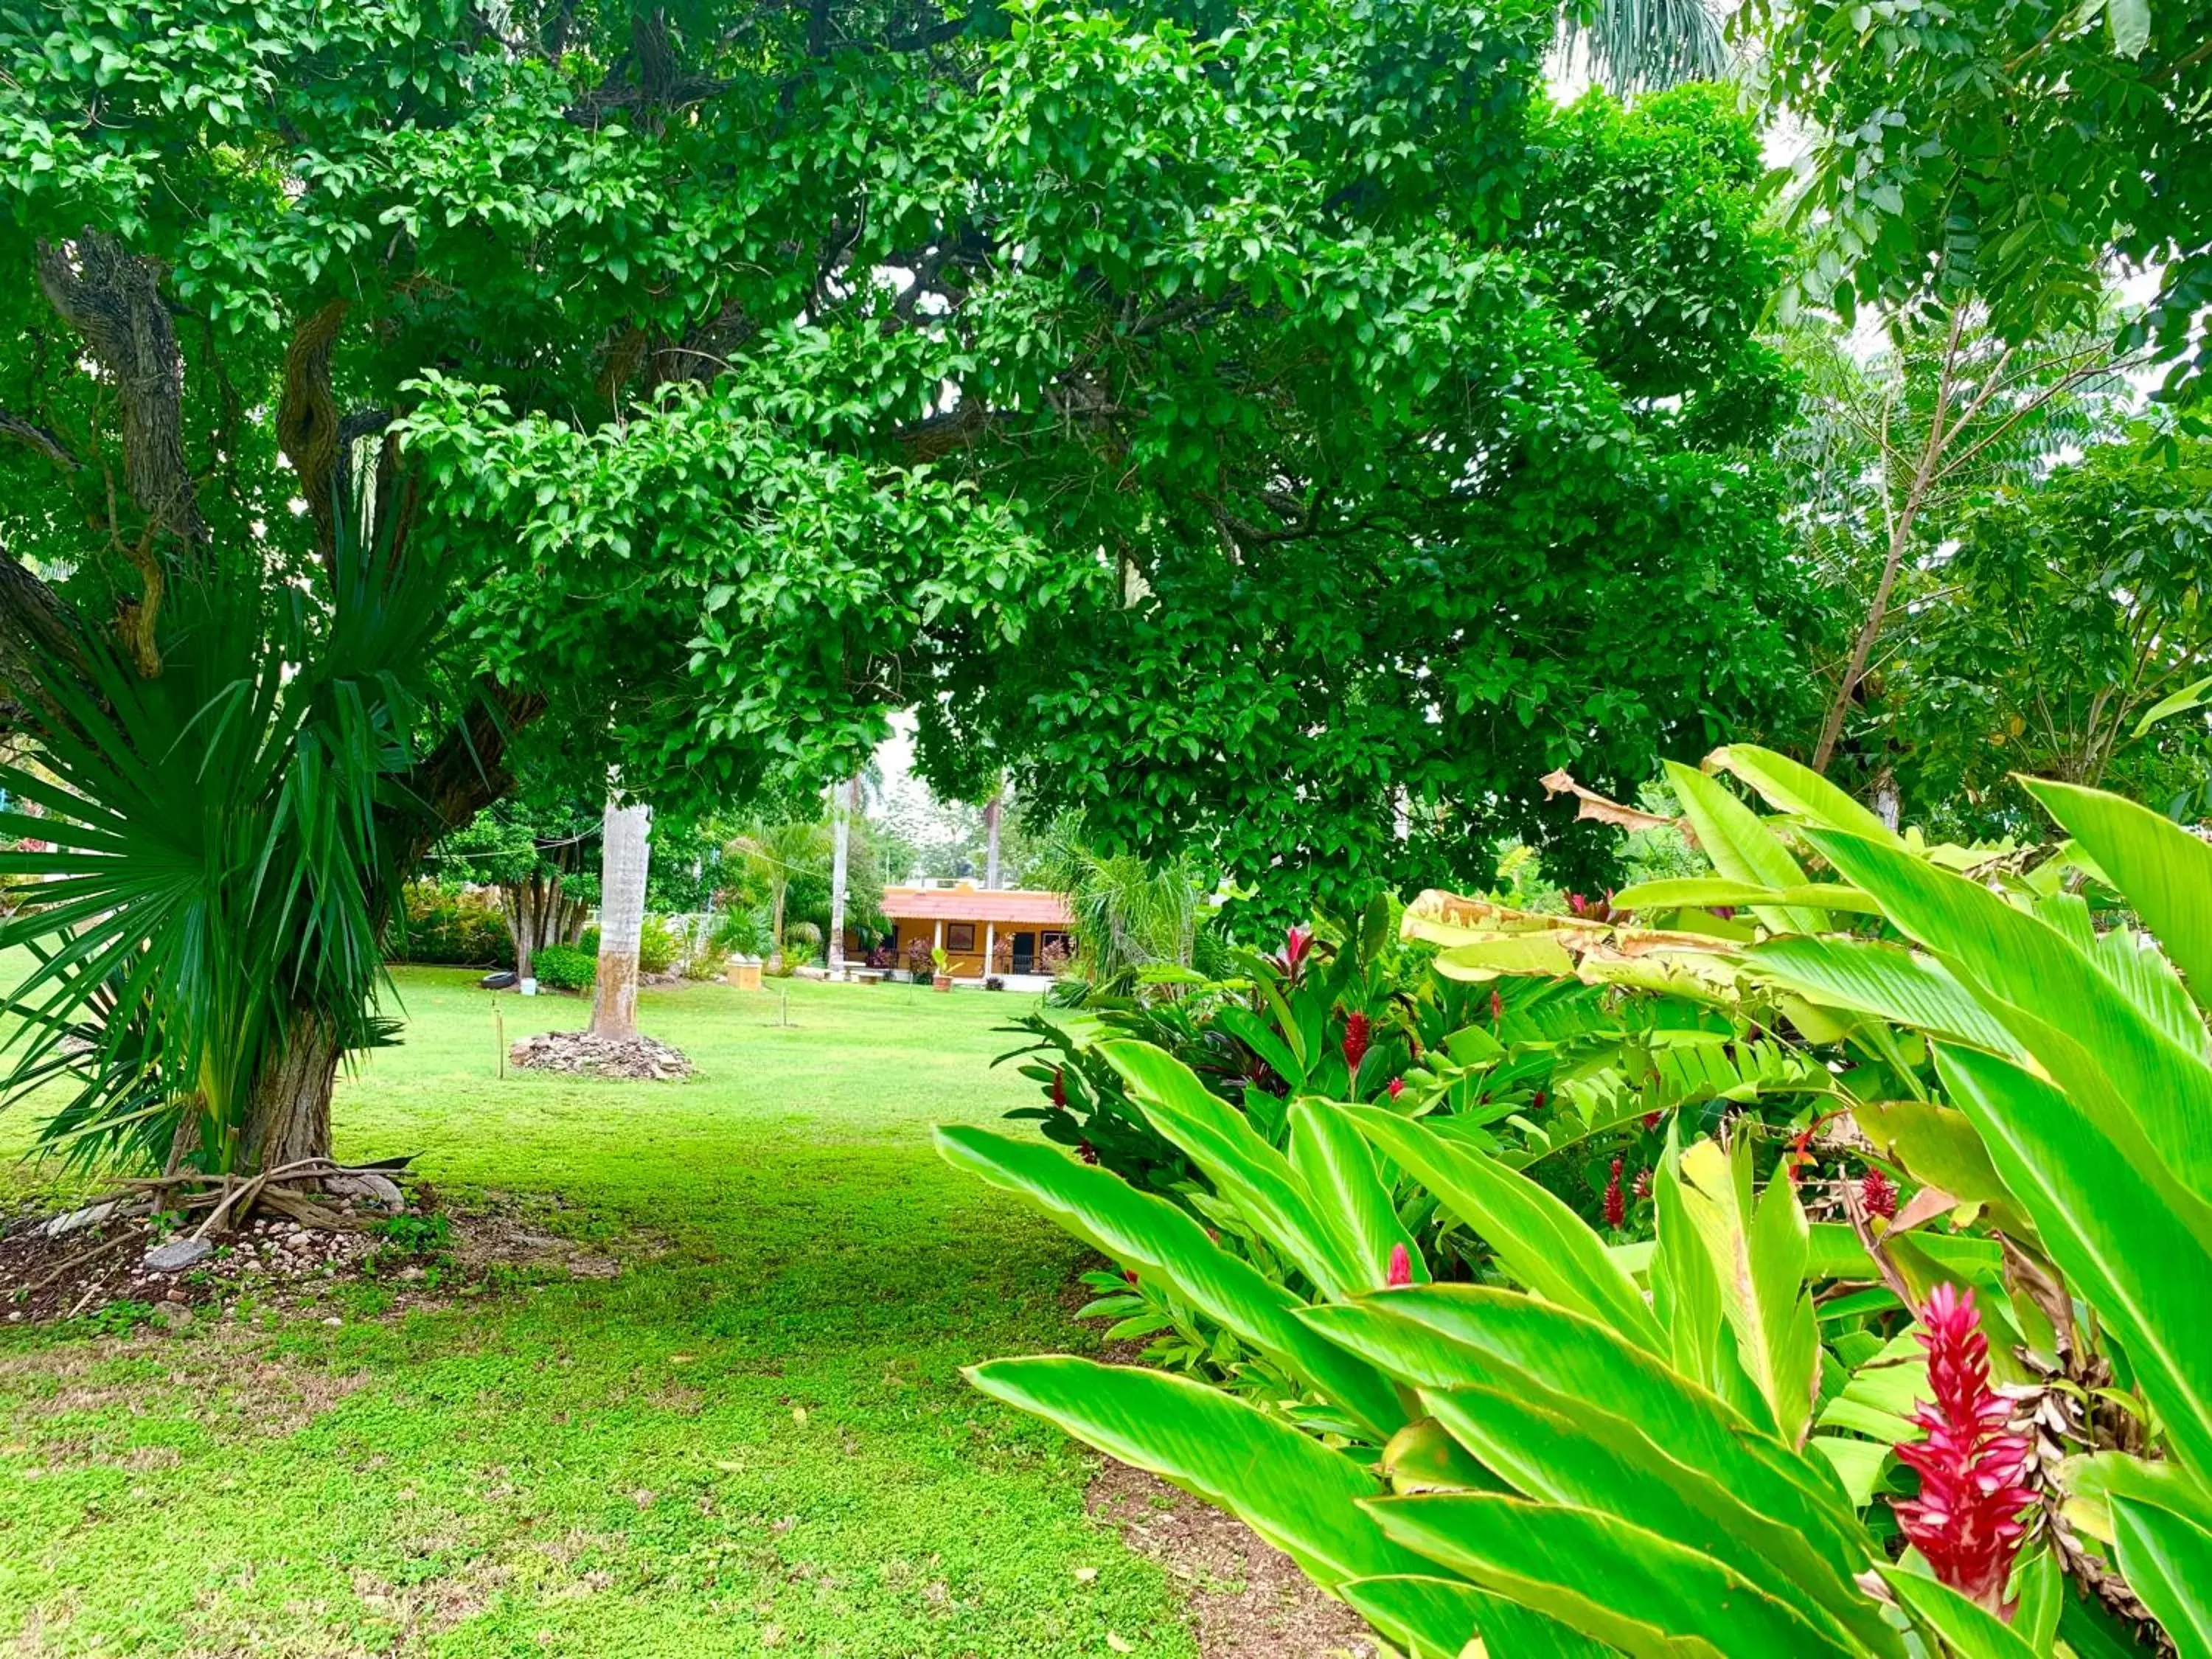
[[1386, 1077, 1405, 1100], [1893, 1284, 2037, 1617], [1051, 1067, 1067, 1109], [1632, 1167, 1652, 1201], [1077, 1139, 1099, 1166], [1602, 1158, 1626, 1229], [1641, 1110, 1662, 1131], [1276, 925, 1315, 981], [1342, 1012, 1371, 1075], [1386, 1243, 1413, 1287], [1860, 1166, 1899, 1220], [1489, 989, 1504, 1023]]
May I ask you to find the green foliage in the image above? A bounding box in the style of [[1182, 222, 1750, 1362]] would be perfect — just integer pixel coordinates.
[[531, 945, 596, 992], [1751, 0, 2212, 399], [1880, 435, 2212, 826], [392, 883, 512, 967], [637, 915, 684, 977]]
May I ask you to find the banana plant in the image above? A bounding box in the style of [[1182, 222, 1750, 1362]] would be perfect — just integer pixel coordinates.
[[938, 1037, 2035, 1658]]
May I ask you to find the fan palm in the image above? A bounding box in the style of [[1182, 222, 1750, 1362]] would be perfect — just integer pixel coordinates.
[[0, 495, 444, 1174]]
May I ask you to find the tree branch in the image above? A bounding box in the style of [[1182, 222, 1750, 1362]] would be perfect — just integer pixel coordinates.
[[0, 409, 80, 472]]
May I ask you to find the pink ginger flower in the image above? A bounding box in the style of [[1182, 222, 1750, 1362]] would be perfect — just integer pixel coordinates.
[[1342, 1012, 1371, 1075], [1278, 925, 1314, 981], [1893, 1284, 2037, 1617], [1386, 1243, 1413, 1287], [1602, 1158, 1626, 1229]]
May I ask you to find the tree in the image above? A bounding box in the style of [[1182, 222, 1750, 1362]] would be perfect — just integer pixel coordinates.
[[1752, 0, 2212, 401], [1773, 313, 2137, 773], [1876, 435, 2212, 830], [589, 799, 653, 1040], [1559, 0, 1728, 94], [729, 818, 833, 973], [437, 802, 599, 984], [0, 0, 1812, 1169]]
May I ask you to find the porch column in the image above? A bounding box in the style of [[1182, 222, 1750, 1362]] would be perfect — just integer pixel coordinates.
[[984, 920, 997, 977], [933, 919, 945, 955]]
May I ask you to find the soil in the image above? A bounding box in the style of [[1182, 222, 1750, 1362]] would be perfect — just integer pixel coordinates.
[[0, 1188, 629, 1330], [1088, 1461, 1384, 1659]]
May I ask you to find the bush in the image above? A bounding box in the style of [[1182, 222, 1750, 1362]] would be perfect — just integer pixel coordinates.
[[639, 914, 683, 975], [532, 943, 595, 991], [682, 944, 730, 981], [392, 881, 512, 966], [713, 905, 769, 958]]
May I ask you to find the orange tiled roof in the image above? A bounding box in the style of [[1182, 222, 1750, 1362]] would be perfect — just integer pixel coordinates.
[[879, 886, 1074, 925]]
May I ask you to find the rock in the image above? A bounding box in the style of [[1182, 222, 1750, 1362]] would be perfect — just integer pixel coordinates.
[[152, 1302, 193, 1329], [327, 1172, 406, 1211], [43, 1201, 119, 1239], [144, 1237, 213, 1273]]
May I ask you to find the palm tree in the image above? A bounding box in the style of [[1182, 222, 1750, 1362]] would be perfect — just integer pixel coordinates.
[[589, 798, 652, 1040], [729, 816, 834, 971], [1028, 817, 1206, 987], [1557, 0, 1728, 95]]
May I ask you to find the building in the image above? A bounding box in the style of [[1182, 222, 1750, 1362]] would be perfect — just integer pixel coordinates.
[[859, 883, 1075, 981]]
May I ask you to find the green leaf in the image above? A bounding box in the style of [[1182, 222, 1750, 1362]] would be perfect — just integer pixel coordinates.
[[1300, 1287, 1879, 1607], [2113, 1495, 2212, 1656], [2132, 670, 2212, 737], [1613, 877, 1885, 915], [1852, 1098, 2034, 1235], [967, 1357, 1425, 1589], [1676, 1138, 1818, 1445], [1664, 760, 1829, 933], [1099, 1040, 1365, 1298], [1336, 1576, 1507, 1659], [934, 1125, 1407, 1438], [1340, 1105, 1666, 1355], [1706, 744, 1905, 845], [1747, 936, 2028, 1058], [1806, 827, 2212, 1206], [2106, 0, 2151, 58], [1876, 1565, 2038, 1659], [2025, 780, 2212, 1011], [1934, 1044, 2212, 1480], [1290, 1101, 1425, 1291], [1368, 1492, 1865, 1658]]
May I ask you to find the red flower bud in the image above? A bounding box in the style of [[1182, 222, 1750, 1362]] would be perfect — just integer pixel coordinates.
[[1641, 1110, 1661, 1131], [1077, 1139, 1099, 1166], [1122, 1269, 1139, 1287], [1386, 1243, 1413, 1287], [1386, 1077, 1405, 1100], [1893, 1284, 2037, 1617], [1632, 1167, 1652, 1201], [1603, 1157, 1626, 1229], [1051, 1066, 1067, 1109], [1489, 989, 1504, 1023], [1860, 1167, 1899, 1220], [1342, 1012, 1371, 1075]]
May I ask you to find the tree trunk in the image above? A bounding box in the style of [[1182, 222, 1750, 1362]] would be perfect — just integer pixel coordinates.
[[590, 798, 652, 1040], [239, 1012, 341, 1174], [768, 882, 787, 974], [984, 786, 1002, 888], [827, 777, 854, 975]]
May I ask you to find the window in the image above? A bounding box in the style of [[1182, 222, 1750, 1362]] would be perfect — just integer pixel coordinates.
[[947, 922, 977, 952]]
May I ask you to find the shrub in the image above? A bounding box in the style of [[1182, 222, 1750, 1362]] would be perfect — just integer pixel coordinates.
[[532, 943, 595, 991], [638, 914, 682, 975], [903, 938, 931, 978], [714, 905, 770, 959], [682, 944, 730, 981], [392, 881, 512, 966]]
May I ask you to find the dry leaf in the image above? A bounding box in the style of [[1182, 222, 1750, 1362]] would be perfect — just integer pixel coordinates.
[[1539, 768, 1677, 832]]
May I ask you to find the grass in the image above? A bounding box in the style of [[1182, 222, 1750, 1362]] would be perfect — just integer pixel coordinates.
[[0, 971, 1200, 1658]]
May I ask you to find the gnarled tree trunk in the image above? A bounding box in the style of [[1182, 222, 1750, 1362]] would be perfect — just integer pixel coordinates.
[[240, 1012, 341, 1173]]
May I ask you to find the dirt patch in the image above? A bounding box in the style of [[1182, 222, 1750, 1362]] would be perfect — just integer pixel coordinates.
[[1088, 1461, 1382, 1659]]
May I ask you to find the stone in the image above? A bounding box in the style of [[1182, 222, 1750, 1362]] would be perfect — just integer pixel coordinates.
[[42, 1201, 119, 1239], [152, 1302, 194, 1329], [144, 1237, 214, 1273], [327, 1172, 406, 1211]]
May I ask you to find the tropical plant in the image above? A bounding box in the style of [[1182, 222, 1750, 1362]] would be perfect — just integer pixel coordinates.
[[1027, 820, 1213, 992], [1557, 0, 1728, 94], [0, 493, 440, 1176], [728, 818, 834, 973], [392, 883, 514, 968]]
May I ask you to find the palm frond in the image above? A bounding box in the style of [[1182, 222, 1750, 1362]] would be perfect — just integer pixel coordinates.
[[1557, 0, 1729, 94]]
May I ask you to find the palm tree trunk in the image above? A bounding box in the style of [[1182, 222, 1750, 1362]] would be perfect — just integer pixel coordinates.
[[590, 798, 652, 1040], [827, 776, 855, 975], [984, 786, 1002, 888], [769, 882, 787, 974]]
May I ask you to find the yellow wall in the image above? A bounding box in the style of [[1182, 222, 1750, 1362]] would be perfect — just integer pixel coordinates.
[[882, 919, 1070, 977]]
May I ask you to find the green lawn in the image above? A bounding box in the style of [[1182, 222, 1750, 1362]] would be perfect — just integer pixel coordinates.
[[0, 971, 1197, 1658]]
